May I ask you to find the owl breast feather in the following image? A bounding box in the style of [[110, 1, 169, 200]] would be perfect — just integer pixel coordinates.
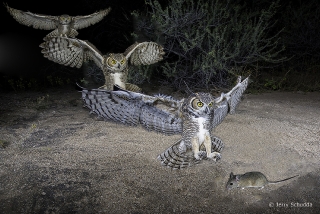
[[110, 73, 125, 89], [194, 117, 210, 144]]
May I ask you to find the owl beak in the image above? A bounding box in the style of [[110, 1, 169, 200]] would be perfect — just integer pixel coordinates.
[[117, 64, 121, 69], [204, 106, 210, 114]]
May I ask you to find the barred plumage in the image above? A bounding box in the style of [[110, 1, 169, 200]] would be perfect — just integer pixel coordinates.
[[41, 37, 84, 68], [211, 76, 249, 128], [228, 76, 249, 114], [125, 83, 142, 93], [127, 42, 165, 65], [81, 88, 183, 134], [157, 136, 224, 169], [40, 37, 165, 91], [80, 76, 249, 168], [5, 3, 111, 38]]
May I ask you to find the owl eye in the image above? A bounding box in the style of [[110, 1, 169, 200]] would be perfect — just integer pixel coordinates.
[[107, 57, 117, 66], [197, 101, 204, 107], [120, 59, 126, 64], [208, 102, 213, 107]]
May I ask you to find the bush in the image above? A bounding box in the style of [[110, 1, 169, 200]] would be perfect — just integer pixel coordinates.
[[132, 0, 286, 90]]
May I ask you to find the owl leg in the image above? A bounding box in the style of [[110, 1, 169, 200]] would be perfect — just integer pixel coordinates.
[[191, 137, 202, 160], [204, 134, 221, 162]]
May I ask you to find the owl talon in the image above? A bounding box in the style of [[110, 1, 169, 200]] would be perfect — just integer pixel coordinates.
[[198, 151, 207, 159], [194, 151, 207, 160], [194, 153, 201, 160], [207, 152, 221, 162]]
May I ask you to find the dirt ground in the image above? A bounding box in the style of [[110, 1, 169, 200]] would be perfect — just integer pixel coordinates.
[[0, 86, 319, 214]]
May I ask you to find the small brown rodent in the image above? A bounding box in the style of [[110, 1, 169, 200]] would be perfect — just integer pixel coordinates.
[[226, 171, 299, 190]]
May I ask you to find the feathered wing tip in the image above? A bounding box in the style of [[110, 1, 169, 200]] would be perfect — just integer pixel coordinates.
[[228, 76, 250, 114], [39, 37, 84, 68], [211, 76, 250, 128], [4, 3, 57, 30], [73, 7, 112, 30], [124, 42, 165, 65], [157, 136, 224, 169]]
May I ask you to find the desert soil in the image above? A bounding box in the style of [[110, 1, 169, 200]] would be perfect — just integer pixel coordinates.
[[0, 86, 319, 214]]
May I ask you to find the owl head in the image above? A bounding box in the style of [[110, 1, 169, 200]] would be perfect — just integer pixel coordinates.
[[59, 15, 72, 24], [105, 53, 128, 72], [182, 92, 215, 117]]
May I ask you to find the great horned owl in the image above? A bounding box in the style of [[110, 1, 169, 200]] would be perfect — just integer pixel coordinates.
[[40, 37, 165, 92], [5, 3, 111, 38], [80, 76, 249, 169]]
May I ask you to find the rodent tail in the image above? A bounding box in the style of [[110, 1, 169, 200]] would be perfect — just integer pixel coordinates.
[[269, 174, 299, 183]]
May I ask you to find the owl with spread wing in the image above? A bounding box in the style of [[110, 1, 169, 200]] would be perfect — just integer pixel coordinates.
[[5, 3, 111, 38], [80, 76, 249, 169], [40, 37, 165, 92]]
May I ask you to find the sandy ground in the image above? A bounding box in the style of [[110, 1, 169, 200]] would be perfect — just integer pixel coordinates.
[[0, 86, 319, 214]]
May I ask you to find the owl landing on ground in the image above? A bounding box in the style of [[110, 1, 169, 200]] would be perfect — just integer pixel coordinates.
[[79, 76, 249, 169], [4, 3, 111, 38], [40, 37, 165, 92]]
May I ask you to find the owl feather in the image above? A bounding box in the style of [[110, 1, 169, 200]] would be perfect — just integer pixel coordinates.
[[157, 136, 224, 169], [40, 37, 165, 91], [79, 76, 249, 168], [81, 86, 183, 134], [5, 3, 111, 38]]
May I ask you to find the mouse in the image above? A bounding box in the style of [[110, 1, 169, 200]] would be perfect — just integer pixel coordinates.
[[226, 171, 299, 190]]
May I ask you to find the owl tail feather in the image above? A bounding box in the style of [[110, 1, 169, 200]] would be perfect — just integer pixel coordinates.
[[157, 140, 198, 169], [45, 29, 78, 38], [208, 136, 224, 153], [157, 136, 224, 169]]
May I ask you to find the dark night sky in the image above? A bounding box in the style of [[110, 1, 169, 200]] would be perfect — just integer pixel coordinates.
[[1, 0, 319, 90], [0, 0, 146, 76]]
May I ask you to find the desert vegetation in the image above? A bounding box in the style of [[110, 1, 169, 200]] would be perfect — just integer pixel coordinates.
[[1, 0, 319, 92]]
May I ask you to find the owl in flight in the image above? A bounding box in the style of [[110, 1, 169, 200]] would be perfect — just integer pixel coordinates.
[[80, 76, 249, 169], [40, 37, 165, 91], [5, 3, 111, 38]]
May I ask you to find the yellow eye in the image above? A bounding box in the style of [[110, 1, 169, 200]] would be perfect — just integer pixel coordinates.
[[208, 102, 213, 107], [197, 101, 203, 107], [107, 57, 117, 66], [120, 59, 126, 64]]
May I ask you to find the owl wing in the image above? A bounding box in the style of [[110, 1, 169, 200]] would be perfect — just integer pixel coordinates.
[[5, 3, 58, 30], [80, 87, 183, 135], [157, 136, 224, 169], [124, 42, 165, 65], [72, 7, 111, 29], [211, 76, 250, 128], [39, 37, 104, 70]]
